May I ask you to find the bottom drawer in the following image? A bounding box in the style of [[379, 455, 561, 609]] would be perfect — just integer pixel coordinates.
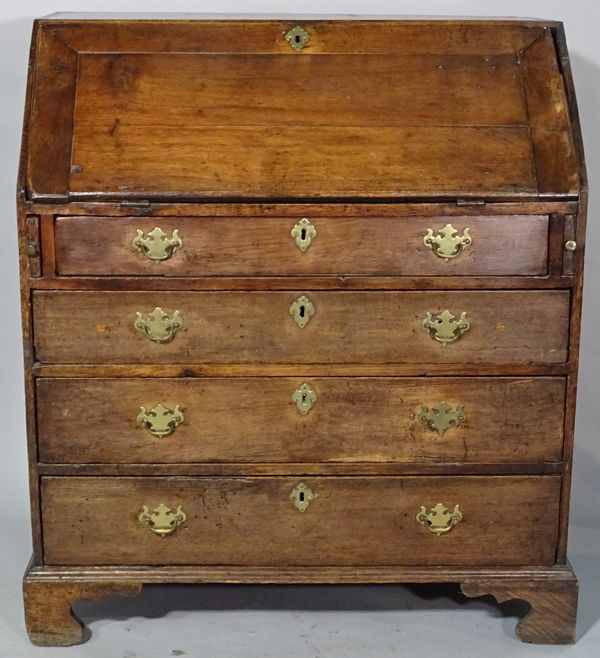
[[41, 476, 560, 567]]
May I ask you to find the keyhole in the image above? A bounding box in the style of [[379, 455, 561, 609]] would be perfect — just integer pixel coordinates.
[[295, 34, 301, 44], [299, 491, 305, 502], [299, 305, 305, 318], [301, 228, 307, 241], [302, 393, 307, 402]]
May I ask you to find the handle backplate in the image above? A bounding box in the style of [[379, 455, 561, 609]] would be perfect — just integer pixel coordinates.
[[419, 401, 466, 436], [423, 223, 472, 261], [133, 227, 182, 261], [134, 307, 183, 343], [416, 503, 463, 535], [422, 310, 470, 344], [137, 404, 184, 438], [139, 503, 187, 537]]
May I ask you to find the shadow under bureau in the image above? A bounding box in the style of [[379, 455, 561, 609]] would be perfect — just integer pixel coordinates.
[[18, 15, 586, 646]]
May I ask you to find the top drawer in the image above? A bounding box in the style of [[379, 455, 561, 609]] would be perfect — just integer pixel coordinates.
[[54, 215, 549, 277]]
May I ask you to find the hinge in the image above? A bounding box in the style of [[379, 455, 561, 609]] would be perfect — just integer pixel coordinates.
[[120, 200, 151, 208], [456, 199, 486, 207]]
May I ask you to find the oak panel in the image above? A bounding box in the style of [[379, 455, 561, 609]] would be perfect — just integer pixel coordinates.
[[36, 377, 566, 464], [70, 125, 537, 199], [41, 475, 561, 566], [521, 30, 578, 196], [75, 53, 527, 128]]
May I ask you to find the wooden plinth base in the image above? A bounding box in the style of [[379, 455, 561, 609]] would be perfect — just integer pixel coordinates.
[[23, 561, 578, 646]]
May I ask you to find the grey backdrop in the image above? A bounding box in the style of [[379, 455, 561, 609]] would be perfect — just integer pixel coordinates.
[[1, 2, 598, 656]]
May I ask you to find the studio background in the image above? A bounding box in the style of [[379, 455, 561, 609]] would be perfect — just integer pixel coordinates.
[[0, 1, 598, 656]]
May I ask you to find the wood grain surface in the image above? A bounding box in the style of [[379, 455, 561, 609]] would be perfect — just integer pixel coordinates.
[[54, 215, 549, 277], [25, 20, 578, 200], [17, 17, 588, 647], [36, 376, 566, 464], [32, 290, 570, 365], [41, 475, 561, 566]]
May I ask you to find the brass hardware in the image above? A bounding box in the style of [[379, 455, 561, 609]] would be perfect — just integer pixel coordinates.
[[285, 25, 310, 51], [292, 383, 317, 415], [137, 404, 184, 438], [423, 223, 472, 261], [138, 503, 187, 537], [422, 310, 470, 344], [289, 295, 315, 328], [416, 503, 463, 536], [291, 218, 317, 252], [419, 401, 466, 436], [134, 307, 183, 343], [565, 240, 577, 252], [290, 482, 318, 512], [132, 227, 182, 261], [26, 242, 39, 257]]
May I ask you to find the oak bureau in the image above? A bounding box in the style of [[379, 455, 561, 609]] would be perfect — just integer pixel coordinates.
[[18, 15, 587, 646]]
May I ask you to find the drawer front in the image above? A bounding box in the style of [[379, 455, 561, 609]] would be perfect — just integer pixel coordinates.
[[33, 290, 569, 365], [55, 215, 548, 277], [41, 475, 561, 566], [37, 377, 566, 464]]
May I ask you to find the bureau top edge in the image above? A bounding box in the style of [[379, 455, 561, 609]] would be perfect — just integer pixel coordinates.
[[38, 15, 563, 23]]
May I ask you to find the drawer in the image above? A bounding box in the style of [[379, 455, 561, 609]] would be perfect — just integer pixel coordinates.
[[41, 475, 561, 566], [54, 215, 549, 277], [36, 377, 566, 464], [32, 290, 569, 365]]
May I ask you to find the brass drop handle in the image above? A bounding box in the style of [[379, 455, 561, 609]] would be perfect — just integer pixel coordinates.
[[137, 404, 184, 438], [132, 227, 182, 261], [134, 307, 183, 343], [139, 504, 187, 537], [419, 401, 466, 436], [423, 223, 472, 260], [416, 503, 463, 535], [422, 310, 470, 344]]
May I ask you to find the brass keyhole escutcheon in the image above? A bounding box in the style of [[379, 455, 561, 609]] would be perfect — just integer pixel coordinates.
[[422, 310, 470, 344], [285, 25, 310, 51], [423, 224, 472, 261], [289, 295, 315, 328], [416, 503, 463, 536], [291, 218, 317, 252], [290, 482, 318, 512], [292, 383, 317, 415]]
